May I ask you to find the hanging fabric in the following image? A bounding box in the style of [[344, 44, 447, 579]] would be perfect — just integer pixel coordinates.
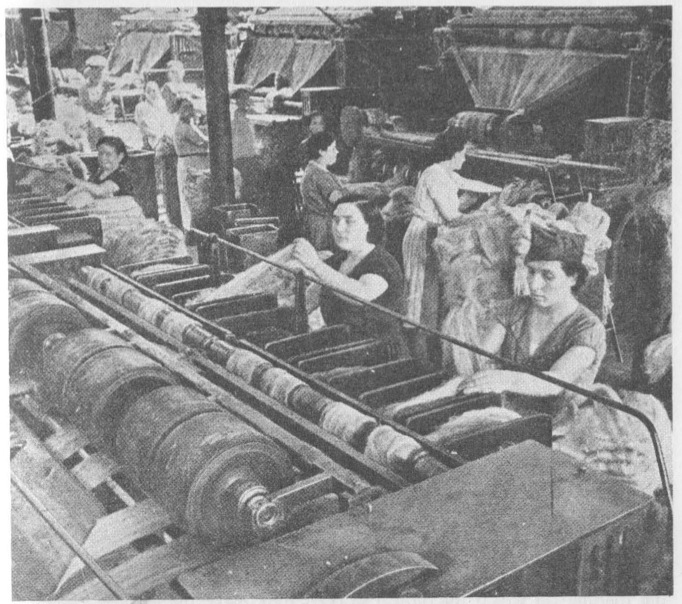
[[283, 39, 335, 93], [107, 32, 170, 76], [452, 46, 626, 113], [237, 36, 296, 88]]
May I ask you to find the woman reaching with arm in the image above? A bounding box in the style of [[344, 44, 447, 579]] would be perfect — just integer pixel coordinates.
[[292, 194, 408, 356], [458, 224, 605, 430], [402, 127, 501, 359], [60, 135, 132, 200], [299, 132, 345, 250]]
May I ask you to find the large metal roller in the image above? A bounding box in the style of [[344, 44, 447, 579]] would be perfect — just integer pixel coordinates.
[[146, 410, 295, 544], [115, 385, 221, 485], [9, 283, 89, 375], [451, 111, 504, 146], [40, 328, 131, 412], [42, 330, 177, 450]]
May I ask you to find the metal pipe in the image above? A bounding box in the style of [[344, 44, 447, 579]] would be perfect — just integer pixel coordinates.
[[188, 229, 673, 510], [11, 472, 128, 599]]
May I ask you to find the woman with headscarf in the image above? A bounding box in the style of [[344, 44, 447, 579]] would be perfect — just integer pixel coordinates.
[[78, 55, 114, 119], [173, 98, 209, 229], [134, 80, 170, 151]]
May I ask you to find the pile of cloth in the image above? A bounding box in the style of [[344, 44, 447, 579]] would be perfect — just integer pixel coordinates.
[[187, 244, 329, 309], [65, 189, 187, 268]]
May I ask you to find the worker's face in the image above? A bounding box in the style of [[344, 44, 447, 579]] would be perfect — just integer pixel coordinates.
[[87, 66, 104, 84], [309, 115, 325, 135], [42, 139, 60, 155], [333, 203, 370, 251], [168, 67, 184, 83], [319, 140, 338, 167], [145, 83, 160, 102], [97, 143, 124, 173], [526, 260, 576, 308]]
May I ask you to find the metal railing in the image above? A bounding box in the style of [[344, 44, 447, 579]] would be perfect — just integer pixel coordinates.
[[188, 228, 673, 511]]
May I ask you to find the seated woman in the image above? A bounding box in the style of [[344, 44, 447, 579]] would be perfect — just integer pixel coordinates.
[[292, 194, 408, 356], [457, 224, 606, 433], [60, 135, 133, 200]]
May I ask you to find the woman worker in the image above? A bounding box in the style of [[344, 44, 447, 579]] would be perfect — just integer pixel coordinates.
[[134, 80, 170, 151], [173, 98, 209, 229], [403, 128, 501, 358], [458, 223, 605, 433], [78, 55, 115, 119], [404, 130, 501, 323], [299, 132, 345, 250], [60, 135, 133, 199], [292, 194, 408, 356]]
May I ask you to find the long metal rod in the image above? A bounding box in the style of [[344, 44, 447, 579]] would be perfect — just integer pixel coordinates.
[[96, 261, 466, 470], [10, 472, 128, 600], [189, 229, 673, 510]]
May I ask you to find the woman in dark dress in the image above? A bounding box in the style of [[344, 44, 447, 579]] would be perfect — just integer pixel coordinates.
[[61, 135, 133, 199], [292, 194, 408, 355]]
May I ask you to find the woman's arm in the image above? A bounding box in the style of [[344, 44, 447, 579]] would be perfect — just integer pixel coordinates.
[[422, 167, 461, 222], [455, 174, 502, 195], [458, 345, 597, 397], [58, 172, 120, 198], [292, 238, 388, 302]]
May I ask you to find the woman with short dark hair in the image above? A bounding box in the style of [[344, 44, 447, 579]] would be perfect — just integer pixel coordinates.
[[403, 128, 501, 336], [61, 135, 133, 199], [299, 132, 345, 250], [292, 195, 407, 354]]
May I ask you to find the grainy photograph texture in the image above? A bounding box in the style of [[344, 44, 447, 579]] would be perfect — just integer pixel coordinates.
[[6, 3, 673, 600]]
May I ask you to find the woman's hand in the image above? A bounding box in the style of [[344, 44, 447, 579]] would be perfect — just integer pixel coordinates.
[[292, 238, 324, 272], [329, 189, 344, 204], [457, 369, 514, 395]]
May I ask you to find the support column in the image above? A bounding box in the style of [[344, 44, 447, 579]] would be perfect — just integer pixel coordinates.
[[20, 8, 55, 122], [197, 7, 236, 208]]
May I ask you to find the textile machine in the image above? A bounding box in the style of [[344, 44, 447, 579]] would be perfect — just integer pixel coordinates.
[[9, 201, 670, 598]]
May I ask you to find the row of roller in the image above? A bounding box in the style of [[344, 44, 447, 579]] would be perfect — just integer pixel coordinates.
[[10, 276, 294, 546], [80, 266, 449, 480]]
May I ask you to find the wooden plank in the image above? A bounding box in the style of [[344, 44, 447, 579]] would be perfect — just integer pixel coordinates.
[[71, 453, 120, 490], [58, 498, 172, 589], [8, 224, 59, 255], [58, 535, 223, 600], [10, 415, 105, 599], [13, 243, 105, 267]]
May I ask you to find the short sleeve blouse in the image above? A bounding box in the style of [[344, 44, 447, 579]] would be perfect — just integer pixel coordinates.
[[89, 167, 133, 197]]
